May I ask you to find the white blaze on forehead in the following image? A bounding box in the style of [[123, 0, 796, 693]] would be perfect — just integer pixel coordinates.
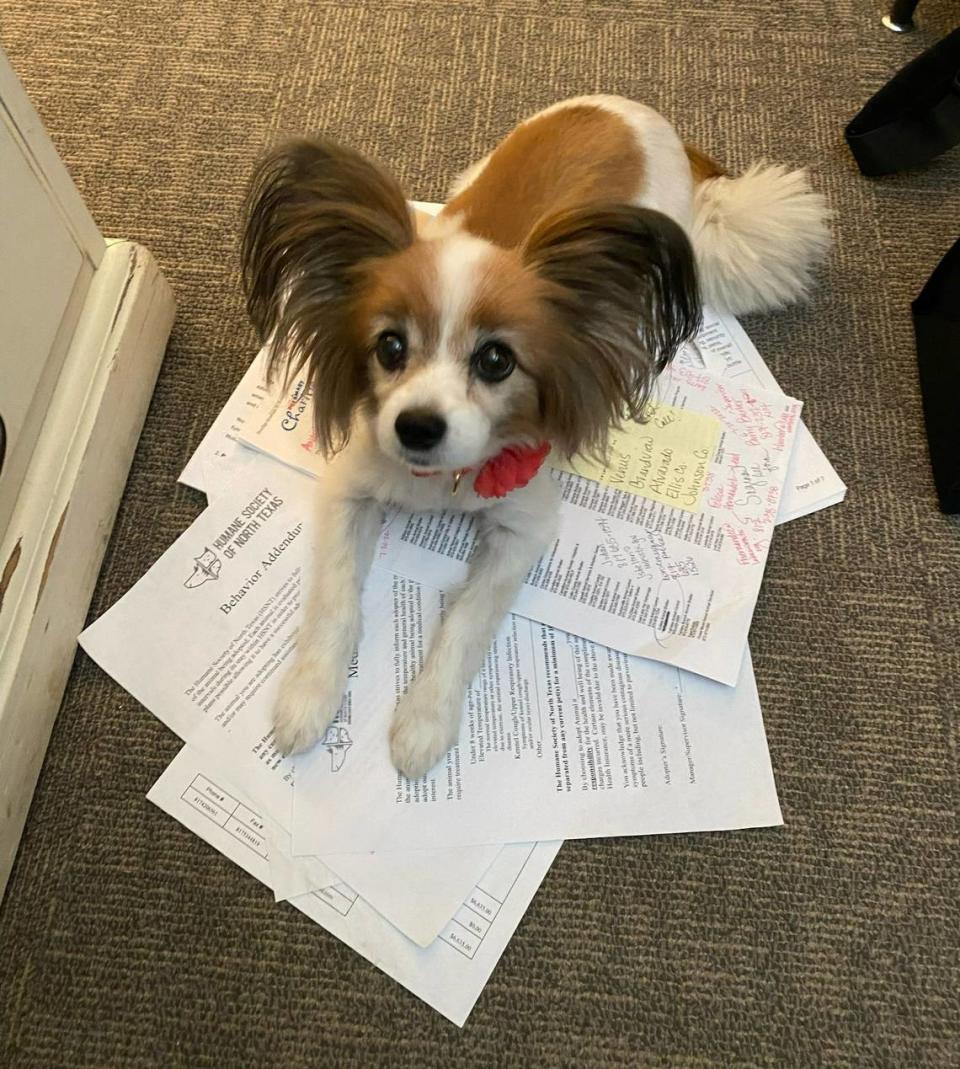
[[433, 231, 496, 352], [371, 231, 510, 471]]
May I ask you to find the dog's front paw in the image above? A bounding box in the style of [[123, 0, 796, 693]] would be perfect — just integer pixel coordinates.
[[389, 677, 463, 779], [272, 658, 346, 755]]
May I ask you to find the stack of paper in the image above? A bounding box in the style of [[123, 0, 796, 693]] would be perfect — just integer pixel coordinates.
[[80, 208, 845, 1025]]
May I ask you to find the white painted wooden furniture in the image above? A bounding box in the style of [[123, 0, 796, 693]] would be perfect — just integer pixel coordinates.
[[0, 47, 175, 900]]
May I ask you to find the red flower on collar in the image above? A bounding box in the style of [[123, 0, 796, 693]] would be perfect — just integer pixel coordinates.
[[473, 442, 551, 499]]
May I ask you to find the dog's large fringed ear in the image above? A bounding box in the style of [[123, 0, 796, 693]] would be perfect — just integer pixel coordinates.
[[522, 203, 701, 458], [242, 137, 414, 453]]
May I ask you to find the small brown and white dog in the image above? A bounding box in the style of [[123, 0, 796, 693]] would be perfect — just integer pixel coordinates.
[[242, 95, 830, 778]]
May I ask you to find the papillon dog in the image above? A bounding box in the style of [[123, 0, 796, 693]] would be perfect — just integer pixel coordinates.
[[241, 94, 830, 778]]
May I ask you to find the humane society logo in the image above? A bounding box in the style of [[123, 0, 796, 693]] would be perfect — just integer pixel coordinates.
[[184, 548, 222, 588], [180, 487, 304, 616]]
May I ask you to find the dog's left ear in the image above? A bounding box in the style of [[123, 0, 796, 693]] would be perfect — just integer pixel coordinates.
[[522, 204, 701, 457]]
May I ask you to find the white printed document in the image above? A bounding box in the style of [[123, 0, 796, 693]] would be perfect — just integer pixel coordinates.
[[80, 455, 780, 853], [293, 572, 782, 855], [375, 364, 802, 685], [149, 745, 560, 1027], [683, 310, 846, 522], [78, 463, 500, 946]]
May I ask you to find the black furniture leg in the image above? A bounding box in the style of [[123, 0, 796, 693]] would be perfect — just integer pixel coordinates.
[[882, 0, 920, 33]]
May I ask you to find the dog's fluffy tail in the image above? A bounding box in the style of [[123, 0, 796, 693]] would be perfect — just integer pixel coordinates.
[[688, 152, 832, 316]]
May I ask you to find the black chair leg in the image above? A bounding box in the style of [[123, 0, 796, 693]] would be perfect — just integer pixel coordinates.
[[882, 0, 920, 33]]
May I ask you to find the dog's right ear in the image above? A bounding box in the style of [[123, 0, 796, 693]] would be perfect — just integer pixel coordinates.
[[242, 137, 414, 452]]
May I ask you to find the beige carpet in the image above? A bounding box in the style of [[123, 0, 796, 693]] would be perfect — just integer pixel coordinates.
[[1, 1, 958, 1065]]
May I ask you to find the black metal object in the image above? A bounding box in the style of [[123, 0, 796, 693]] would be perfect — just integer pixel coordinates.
[[883, 0, 920, 33]]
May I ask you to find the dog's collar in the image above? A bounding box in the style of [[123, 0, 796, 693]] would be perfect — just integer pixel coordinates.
[[410, 441, 551, 498]]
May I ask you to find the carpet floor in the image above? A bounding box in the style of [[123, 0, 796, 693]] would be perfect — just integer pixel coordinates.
[[1, 1, 958, 1065]]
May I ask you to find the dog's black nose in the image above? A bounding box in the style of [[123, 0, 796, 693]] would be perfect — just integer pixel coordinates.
[[395, 409, 447, 451]]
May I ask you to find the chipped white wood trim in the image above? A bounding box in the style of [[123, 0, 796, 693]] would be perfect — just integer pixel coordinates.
[[0, 241, 175, 899]]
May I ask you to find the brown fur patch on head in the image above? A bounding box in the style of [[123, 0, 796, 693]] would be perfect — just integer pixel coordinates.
[[241, 137, 414, 454], [468, 247, 550, 339], [445, 105, 644, 249], [520, 202, 702, 459]]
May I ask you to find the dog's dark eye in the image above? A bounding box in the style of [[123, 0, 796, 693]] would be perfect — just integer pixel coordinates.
[[375, 331, 407, 371], [472, 341, 515, 383]]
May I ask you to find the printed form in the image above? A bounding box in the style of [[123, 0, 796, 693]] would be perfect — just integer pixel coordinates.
[[684, 311, 846, 522], [79, 462, 782, 858], [373, 364, 802, 685], [78, 463, 501, 947], [148, 746, 560, 1027], [236, 361, 801, 684], [293, 573, 781, 855]]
